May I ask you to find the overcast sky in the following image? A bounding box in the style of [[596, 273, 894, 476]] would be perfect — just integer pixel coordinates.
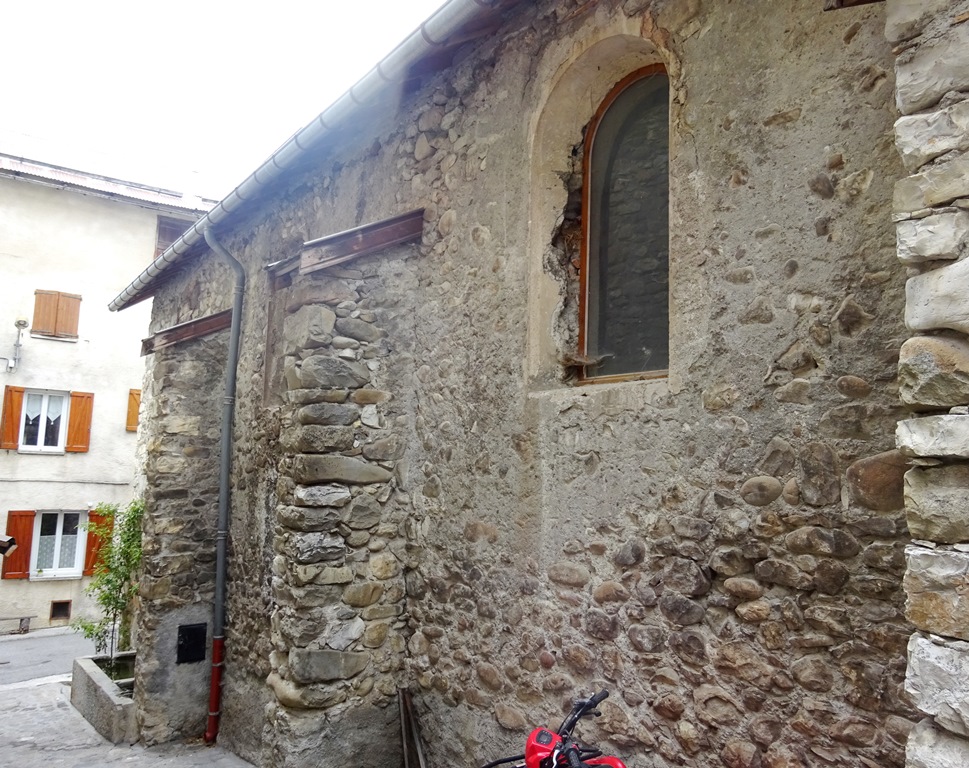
[[1, 0, 446, 201]]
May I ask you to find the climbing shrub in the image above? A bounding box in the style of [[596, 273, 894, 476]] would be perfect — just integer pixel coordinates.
[[74, 498, 144, 657]]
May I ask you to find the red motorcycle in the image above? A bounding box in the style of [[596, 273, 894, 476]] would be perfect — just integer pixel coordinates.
[[480, 690, 627, 768]]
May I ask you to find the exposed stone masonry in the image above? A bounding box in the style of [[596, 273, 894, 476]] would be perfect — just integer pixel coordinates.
[[886, 1, 969, 766], [136, 332, 228, 744], [265, 266, 413, 767]]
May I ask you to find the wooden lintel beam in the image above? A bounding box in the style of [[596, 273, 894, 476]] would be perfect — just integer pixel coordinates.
[[823, 0, 885, 10], [300, 208, 425, 276], [141, 308, 233, 356]]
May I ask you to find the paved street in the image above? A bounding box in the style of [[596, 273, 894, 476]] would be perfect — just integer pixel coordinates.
[[0, 625, 97, 684], [0, 629, 253, 767]]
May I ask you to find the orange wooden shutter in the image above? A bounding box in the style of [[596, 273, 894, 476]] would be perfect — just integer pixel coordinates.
[[126, 389, 141, 432], [2, 510, 35, 579], [55, 293, 81, 337], [32, 290, 59, 335], [83, 510, 113, 576], [0, 385, 24, 450], [66, 391, 94, 452]]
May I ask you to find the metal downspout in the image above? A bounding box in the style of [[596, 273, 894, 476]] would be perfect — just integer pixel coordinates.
[[202, 227, 245, 745]]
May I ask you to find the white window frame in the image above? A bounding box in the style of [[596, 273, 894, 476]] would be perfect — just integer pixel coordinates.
[[18, 389, 70, 454], [29, 509, 88, 580]]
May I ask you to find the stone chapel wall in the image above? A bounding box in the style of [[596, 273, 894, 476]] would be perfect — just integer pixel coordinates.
[[135, 1, 922, 767]]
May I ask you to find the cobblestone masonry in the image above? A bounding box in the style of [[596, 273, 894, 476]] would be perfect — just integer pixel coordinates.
[[135, 1, 933, 767]]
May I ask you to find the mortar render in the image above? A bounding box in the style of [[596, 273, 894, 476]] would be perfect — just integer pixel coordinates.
[[134, 1, 916, 767]]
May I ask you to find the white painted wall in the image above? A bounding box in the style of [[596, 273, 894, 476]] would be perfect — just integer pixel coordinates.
[[0, 175, 193, 629]]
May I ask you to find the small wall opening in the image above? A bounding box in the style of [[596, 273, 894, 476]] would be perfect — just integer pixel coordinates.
[[176, 623, 207, 664], [50, 600, 71, 621]]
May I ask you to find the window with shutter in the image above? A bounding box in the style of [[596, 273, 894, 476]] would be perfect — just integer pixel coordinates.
[[66, 391, 94, 452], [30, 510, 87, 578], [155, 216, 192, 260], [1, 385, 25, 450], [32, 290, 81, 339], [126, 389, 141, 432], [83, 510, 112, 576], [2, 388, 93, 453], [2, 510, 36, 579]]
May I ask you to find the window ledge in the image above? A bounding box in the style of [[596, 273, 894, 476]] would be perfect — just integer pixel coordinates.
[[17, 448, 66, 455], [578, 370, 668, 386], [29, 333, 78, 343], [30, 573, 83, 581], [528, 375, 669, 402]]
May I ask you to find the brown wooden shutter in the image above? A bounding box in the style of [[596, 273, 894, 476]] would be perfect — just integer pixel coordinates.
[[66, 392, 94, 452], [126, 389, 141, 432], [32, 290, 59, 335], [2, 510, 35, 579], [83, 510, 113, 576], [55, 293, 81, 338], [0, 385, 24, 450], [32, 290, 81, 338]]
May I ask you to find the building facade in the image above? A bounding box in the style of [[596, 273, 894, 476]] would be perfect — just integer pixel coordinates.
[[112, 1, 969, 767], [0, 155, 209, 631]]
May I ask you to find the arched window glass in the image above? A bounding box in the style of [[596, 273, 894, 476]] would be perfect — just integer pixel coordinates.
[[581, 66, 669, 380]]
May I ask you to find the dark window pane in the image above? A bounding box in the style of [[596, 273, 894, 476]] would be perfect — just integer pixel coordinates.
[[586, 73, 669, 377], [23, 414, 40, 446], [40, 513, 58, 536], [44, 414, 61, 446], [63, 513, 80, 536]]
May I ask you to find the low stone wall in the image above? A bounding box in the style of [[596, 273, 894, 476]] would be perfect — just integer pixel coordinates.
[[71, 654, 137, 745], [885, 1, 969, 765]]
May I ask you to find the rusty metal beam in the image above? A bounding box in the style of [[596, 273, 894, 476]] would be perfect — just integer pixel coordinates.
[[141, 309, 233, 355], [823, 0, 885, 10], [300, 209, 425, 276]]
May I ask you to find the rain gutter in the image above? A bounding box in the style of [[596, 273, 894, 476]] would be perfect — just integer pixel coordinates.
[[200, 227, 245, 745], [108, 0, 500, 313]]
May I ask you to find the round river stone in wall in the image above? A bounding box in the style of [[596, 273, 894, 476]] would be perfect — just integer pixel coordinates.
[[659, 593, 705, 625], [845, 450, 909, 511], [739, 476, 783, 506], [548, 562, 591, 587]]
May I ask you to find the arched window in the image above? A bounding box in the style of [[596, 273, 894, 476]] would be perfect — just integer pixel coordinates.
[[580, 65, 669, 381]]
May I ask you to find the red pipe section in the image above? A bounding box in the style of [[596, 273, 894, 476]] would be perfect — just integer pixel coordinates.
[[204, 636, 225, 743]]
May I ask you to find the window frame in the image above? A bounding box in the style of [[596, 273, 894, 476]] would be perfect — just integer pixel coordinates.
[[18, 389, 70, 453], [578, 64, 670, 385], [29, 509, 89, 580]]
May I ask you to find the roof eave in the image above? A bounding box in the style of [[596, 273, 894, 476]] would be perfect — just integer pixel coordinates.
[[109, 0, 514, 312]]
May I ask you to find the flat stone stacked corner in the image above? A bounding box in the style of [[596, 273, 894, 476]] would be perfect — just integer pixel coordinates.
[[266, 283, 408, 767], [886, 1, 969, 765]]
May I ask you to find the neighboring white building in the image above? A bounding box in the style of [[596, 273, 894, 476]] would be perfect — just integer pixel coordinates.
[[0, 154, 211, 631]]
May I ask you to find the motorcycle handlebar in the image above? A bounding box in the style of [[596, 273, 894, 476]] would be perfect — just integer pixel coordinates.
[[589, 690, 609, 707], [557, 689, 610, 736], [565, 744, 586, 768]]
